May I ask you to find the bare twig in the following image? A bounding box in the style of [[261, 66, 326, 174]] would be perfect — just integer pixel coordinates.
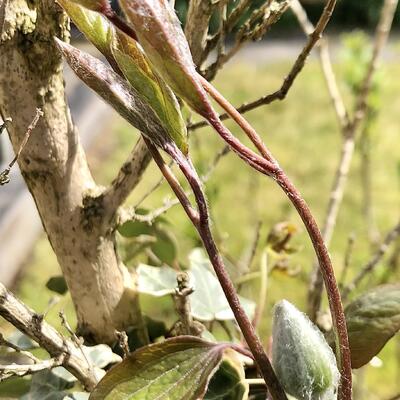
[[0, 282, 97, 390], [239, 220, 262, 277], [290, 0, 349, 129], [115, 331, 130, 358], [204, 0, 290, 79], [0, 356, 64, 381], [307, 0, 399, 321], [339, 233, 356, 289], [172, 273, 204, 336], [185, 0, 219, 66], [118, 145, 231, 227], [386, 393, 400, 400], [0, 333, 39, 364], [342, 220, 400, 300], [252, 249, 268, 331], [190, 0, 338, 131], [0, 108, 43, 186]]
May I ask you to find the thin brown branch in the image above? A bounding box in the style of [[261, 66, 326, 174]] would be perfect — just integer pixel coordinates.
[[204, 0, 290, 80], [0, 282, 97, 390], [342, 220, 400, 301], [185, 0, 219, 66], [290, 0, 350, 129], [119, 145, 231, 227], [0, 108, 43, 186], [338, 233, 356, 289], [252, 249, 268, 331], [116, 331, 130, 358], [190, 0, 338, 131], [307, 0, 398, 322], [386, 393, 400, 400]]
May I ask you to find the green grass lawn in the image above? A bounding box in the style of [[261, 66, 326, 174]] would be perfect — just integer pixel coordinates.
[[6, 57, 400, 398]]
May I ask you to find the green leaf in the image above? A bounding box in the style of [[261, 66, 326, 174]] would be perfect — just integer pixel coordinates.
[[67, 0, 108, 12], [84, 344, 122, 369], [46, 276, 68, 295], [112, 31, 188, 154], [57, 0, 114, 63], [189, 249, 256, 321], [205, 350, 249, 400], [55, 39, 174, 151], [272, 300, 339, 400], [136, 254, 255, 322], [345, 284, 400, 368], [89, 337, 230, 400], [6, 331, 38, 350], [119, 0, 210, 115], [137, 264, 177, 297], [21, 370, 74, 400], [150, 227, 178, 265]]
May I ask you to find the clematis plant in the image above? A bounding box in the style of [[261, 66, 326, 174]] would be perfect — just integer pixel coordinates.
[[56, 1, 352, 399]]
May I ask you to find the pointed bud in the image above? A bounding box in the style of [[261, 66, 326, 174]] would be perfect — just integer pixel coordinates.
[[272, 300, 339, 400], [55, 38, 174, 151], [112, 30, 188, 154], [119, 0, 210, 116]]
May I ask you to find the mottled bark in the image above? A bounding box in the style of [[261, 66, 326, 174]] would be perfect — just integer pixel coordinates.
[[0, 0, 143, 343]]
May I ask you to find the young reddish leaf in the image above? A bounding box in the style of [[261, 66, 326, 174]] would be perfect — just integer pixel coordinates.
[[55, 38, 173, 150], [112, 30, 188, 154], [89, 336, 231, 400], [345, 284, 400, 368], [57, 1, 188, 153], [119, 0, 210, 116]]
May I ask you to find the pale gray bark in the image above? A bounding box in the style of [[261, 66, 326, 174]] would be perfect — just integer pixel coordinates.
[[0, 281, 98, 390], [0, 0, 143, 343]]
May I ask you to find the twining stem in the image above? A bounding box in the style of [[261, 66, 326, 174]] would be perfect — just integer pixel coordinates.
[[199, 73, 352, 399], [144, 138, 288, 400], [274, 170, 352, 399], [200, 76, 275, 163]]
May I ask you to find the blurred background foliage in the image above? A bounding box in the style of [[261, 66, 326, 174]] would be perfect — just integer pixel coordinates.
[[173, 0, 400, 30]]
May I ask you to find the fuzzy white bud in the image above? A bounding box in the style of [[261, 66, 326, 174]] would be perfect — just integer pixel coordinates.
[[272, 300, 339, 400]]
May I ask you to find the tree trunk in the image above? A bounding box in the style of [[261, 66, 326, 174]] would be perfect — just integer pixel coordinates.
[[0, 0, 144, 343]]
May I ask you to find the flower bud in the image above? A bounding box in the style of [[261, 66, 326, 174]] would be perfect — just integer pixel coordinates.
[[272, 300, 339, 400]]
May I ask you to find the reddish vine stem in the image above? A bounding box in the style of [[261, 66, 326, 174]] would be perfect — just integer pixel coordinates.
[[274, 170, 352, 399], [199, 68, 352, 400], [144, 138, 288, 400], [201, 76, 275, 163]]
